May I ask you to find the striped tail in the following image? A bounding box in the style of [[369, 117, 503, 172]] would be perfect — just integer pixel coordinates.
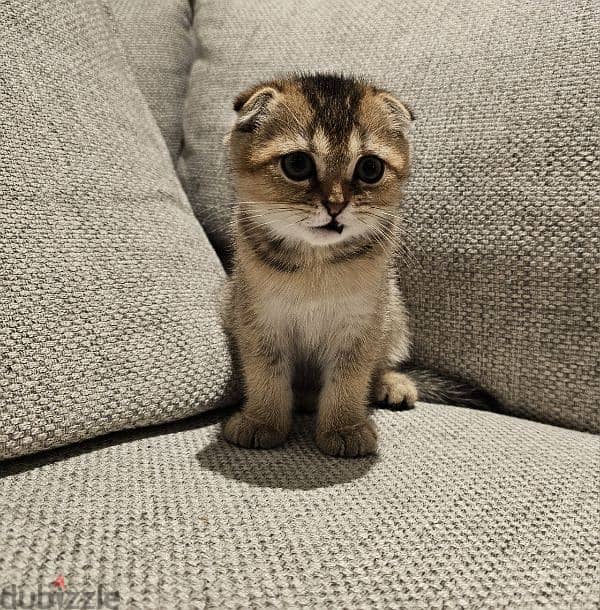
[[398, 364, 501, 412]]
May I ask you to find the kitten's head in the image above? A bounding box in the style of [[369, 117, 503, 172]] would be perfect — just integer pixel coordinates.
[[228, 73, 413, 248]]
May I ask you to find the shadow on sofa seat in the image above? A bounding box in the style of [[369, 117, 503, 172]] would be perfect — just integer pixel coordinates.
[[195, 416, 377, 490]]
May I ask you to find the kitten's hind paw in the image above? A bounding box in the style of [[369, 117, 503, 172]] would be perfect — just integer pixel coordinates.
[[223, 412, 287, 449], [375, 370, 418, 410], [316, 420, 378, 458]]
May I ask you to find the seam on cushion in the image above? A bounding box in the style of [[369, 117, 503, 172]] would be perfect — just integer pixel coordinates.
[[177, 0, 197, 160]]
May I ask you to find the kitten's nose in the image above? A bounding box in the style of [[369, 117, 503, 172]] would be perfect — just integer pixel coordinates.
[[322, 199, 348, 218], [323, 181, 349, 217]]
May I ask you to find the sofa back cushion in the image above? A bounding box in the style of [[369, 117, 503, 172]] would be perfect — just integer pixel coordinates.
[[181, 0, 599, 432], [0, 0, 236, 460], [110, 0, 194, 162]]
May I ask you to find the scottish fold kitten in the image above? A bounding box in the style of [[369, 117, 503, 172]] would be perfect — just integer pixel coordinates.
[[221, 73, 491, 457]]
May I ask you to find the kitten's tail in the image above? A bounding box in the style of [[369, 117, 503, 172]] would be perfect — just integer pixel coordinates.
[[398, 363, 501, 412]]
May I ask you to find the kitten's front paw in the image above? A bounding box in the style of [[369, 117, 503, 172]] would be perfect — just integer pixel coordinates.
[[223, 412, 287, 449], [316, 420, 378, 458]]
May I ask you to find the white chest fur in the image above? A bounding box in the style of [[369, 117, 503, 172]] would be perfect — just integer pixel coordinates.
[[252, 267, 382, 359]]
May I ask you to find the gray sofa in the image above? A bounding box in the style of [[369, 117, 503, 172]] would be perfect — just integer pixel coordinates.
[[1, 1, 598, 608], [3, 405, 599, 608]]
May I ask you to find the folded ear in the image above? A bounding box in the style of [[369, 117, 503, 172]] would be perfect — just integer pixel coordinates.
[[376, 91, 414, 135], [233, 85, 280, 133]]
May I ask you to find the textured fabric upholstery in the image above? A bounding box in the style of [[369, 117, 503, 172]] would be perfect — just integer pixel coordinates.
[[181, 0, 599, 433], [1, 405, 598, 608], [110, 0, 194, 161], [0, 0, 235, 460]]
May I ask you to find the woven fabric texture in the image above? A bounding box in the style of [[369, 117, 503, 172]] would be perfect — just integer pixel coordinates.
[[1, 405, 598, 608], [0, 0, 235, 460], [110, 0, 194, 162], [182, 0, 599, 433]]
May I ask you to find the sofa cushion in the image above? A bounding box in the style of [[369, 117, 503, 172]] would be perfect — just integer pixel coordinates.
[[1, 405, 598, 607], [181, 0, 599, 433], [110, 0, 194, 162], [0, 0, 235, 460]]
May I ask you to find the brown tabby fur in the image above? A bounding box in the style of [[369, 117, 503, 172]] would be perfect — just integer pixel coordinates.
[[222, 73, 418, 457]]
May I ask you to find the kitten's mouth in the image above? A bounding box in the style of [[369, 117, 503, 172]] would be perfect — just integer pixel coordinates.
[[314, 219, 344, 234]]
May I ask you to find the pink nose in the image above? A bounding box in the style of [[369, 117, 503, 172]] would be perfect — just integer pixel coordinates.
[[323, 200, 348, 217]]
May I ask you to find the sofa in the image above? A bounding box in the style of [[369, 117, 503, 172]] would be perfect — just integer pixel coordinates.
[[1, 1, 598, 608]]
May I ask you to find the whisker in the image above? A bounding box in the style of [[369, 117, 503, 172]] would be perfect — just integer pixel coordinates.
[[357, 210, 424, 271], [236, 212, 307, 238]]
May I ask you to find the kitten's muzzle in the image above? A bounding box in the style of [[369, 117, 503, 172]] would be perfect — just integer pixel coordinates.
[[317, 200, 348, 234], [316, 219, 344, 234]]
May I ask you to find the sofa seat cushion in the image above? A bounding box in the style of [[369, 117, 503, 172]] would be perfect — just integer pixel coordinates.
[[1, 405, 598, 608]]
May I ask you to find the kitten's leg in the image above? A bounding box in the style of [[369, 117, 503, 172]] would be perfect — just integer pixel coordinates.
[[316, 344, 378, 458], [223, 338, 293, 449], [374, 278, 417, 408], [374, 369, 418, 409]]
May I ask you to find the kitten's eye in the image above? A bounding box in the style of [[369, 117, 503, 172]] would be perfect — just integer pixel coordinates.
[[280, 151, 315, 181], [354, 155, 385, 184]]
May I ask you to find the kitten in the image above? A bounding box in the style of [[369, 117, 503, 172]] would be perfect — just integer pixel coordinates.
[[221, 73, 482, 457]]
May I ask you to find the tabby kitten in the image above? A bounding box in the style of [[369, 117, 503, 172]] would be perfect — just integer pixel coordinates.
[[222, 73, 418, 457]]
